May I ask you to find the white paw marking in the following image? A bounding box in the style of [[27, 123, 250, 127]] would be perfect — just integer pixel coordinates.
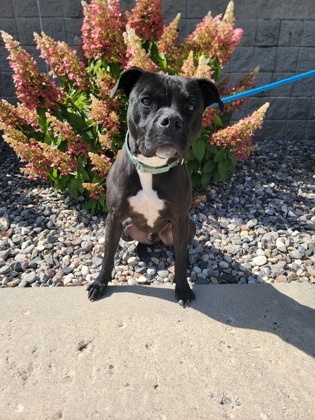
[[128, 171, 165, 228]]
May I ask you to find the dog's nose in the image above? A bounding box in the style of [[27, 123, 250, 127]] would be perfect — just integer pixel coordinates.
[[159, 116, 183, 131]]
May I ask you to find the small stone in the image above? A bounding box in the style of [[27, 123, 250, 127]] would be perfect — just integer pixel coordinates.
[[307, 265, 315, 277], [137, 276, 147, 284], [63, 273, 74, 285], [219, 261, 229, 269], [18, 278, 29, 287], [45, 268, 55, 279], [31, 281, 40, 288], [81, 265, 90, 276], [63, 267, 73, 275], [167, 265, 175, 274], [0, 250, 9, 260], [288, 272, 298, 281], [92, 256, 103, 267], [157, 270, 169, 279], [276, 239, 287, 252], [195, 274, 209, 284], [128, 278, 138, 286], [0, 265, 10, 275], [275, 274, 288, 283], [8, 279, 20, 287], [147, 267, 156, 276], [11, 234, 21, 245], [193, 266, 202, 274], [52, 271, 63, 283], [0, 217, 10, 231], [81, 241, 94, 252], [127, 256, 139, 266], [289, 249, 303, 260], [11, 262, 23, 273], [256, 249, 265, 256], [252, 256, 267, 266], [22, 272, 36, 284], [47, 236, 58, 244], [247, 219, 257, 228]]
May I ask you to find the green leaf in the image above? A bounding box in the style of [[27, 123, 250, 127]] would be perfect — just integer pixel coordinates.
[[37, 108, 47, 132], [201, 172, 211, 186], [185, 149, 196, 162], [191, 172, 202, 187], [203, 159, 216, 173], [213, 114, 223, 127], [218, 159, 229, 182], [67, 177, 80, 199], [78, 160, 90, 181], [84, 198, 98, 210], [187, 160, 200, 174], [214, 147, 227, 162], [192, 138, 206, 162]]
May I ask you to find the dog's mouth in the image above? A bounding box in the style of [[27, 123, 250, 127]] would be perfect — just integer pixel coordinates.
[[155, 144, 179, 159]]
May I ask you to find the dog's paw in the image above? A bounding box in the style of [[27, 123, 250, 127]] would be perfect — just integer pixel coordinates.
[[175, 286, 196, 307], [86, 281, 107, 301]]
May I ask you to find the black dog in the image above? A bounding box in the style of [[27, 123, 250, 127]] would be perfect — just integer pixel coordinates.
[[87, 67, 223, 305]]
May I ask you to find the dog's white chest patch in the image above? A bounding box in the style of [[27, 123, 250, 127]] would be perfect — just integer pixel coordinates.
[[129, 171, 165, 228]]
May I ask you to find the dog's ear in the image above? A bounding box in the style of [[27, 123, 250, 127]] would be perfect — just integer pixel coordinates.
[[110, 67, 146, 98], [196, 79, 224, 112]]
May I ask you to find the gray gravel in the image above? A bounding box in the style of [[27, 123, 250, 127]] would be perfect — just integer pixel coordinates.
[[0, 137, 314, 289]]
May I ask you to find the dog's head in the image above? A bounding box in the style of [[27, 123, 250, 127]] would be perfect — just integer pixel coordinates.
[[111, 67, 223, 160]]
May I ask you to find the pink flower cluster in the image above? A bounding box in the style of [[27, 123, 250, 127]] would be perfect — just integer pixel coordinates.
[[82, 182, 106, 200], [124, 26, 158, 71], [181, 53, 214, 80], [194, 55, 214, 81], [1, 31, 64, 110], [202, 107, 216, 127], [88, 152, 112, 177], [0, 124, 76, 179], [35, 33, 90, 90], [0, 100, 24, 127], [127, 0, 164, 42], [95, 70, 116, 100], [45, 113, 90, 156], [89, 95, 121, 152], [0, 100, 39, 128], [180, 51, 195, 78], [211, 103, 270, 159], [158, 13, 181, 72], [81, 0, 126, 63], [183, 1, 243, 66], [89, 95, 120, 133], [37, 142, 78, 176]]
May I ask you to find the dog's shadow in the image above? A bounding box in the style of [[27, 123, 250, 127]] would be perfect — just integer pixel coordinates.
[[103, 282, 315, 359]]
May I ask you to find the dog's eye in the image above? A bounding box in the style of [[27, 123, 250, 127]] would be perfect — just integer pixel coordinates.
[[141, 98, 152, 107], [186, 103, 196, 112]]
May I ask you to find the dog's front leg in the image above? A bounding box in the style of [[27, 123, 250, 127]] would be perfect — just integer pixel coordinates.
[[173, 216, 196, 306], [87, 212, 122, 301]]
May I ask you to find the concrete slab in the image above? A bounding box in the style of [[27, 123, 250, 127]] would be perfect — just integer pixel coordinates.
[[0, 283, 314, 419]]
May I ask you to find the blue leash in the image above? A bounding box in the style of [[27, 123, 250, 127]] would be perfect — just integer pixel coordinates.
[[209, 69, 315, 107]]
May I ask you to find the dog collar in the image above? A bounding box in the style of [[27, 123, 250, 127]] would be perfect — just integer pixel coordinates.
[[125, 132, 183, 174]]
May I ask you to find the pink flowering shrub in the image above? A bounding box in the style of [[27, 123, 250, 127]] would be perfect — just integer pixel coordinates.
[[0, 0, 268, 212]]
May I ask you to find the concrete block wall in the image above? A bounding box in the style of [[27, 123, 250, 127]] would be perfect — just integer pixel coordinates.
[[1, 0, 314, 140]]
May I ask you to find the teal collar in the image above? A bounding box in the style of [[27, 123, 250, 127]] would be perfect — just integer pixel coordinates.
[[125, 132, 182, 174]]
